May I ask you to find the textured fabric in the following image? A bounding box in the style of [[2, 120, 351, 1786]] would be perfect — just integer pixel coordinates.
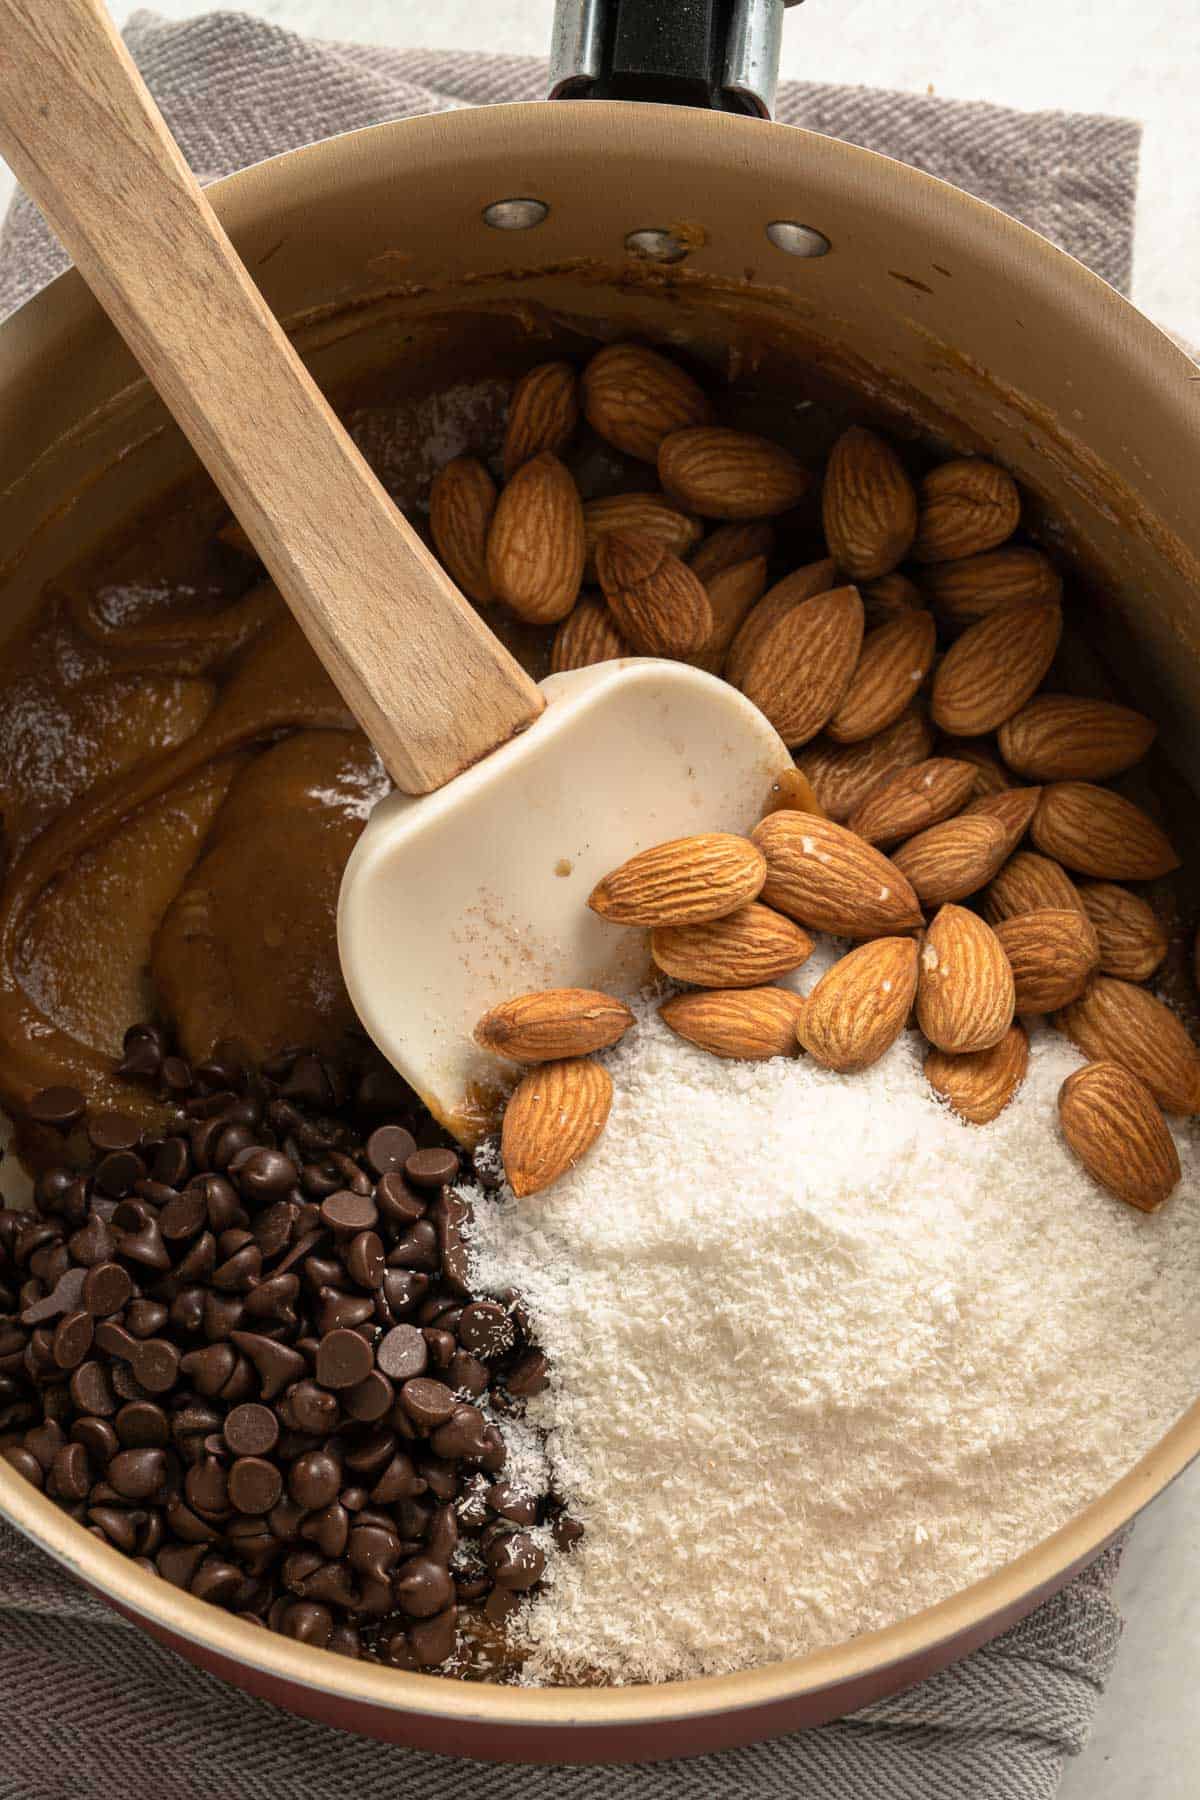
[[0, 13, 1140, 1796]]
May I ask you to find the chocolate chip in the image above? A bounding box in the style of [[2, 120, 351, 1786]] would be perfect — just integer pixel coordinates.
[[20, 1265, 87, 1326], [126, 1298, 168, 1338], [486, 1481, 539, 1525], [376, 1324, 427, 1382], [448, 1350, 489, 1397], [230, 1146, 298, 1200], [431, 1403, 491, 1461], [375, 1172, 425, 1225], [69, 1360, 117, 1417], [399, 1378, 456, 1431], [505, 1351, 549, 1398], [365, 1126, 416, 1177], [404, 1147, 460, 1190], [224, 1402, 279, 1458], [108, 1448, 168, 1500], [50, 1442, 92, 1501], [130, 1339, 180, 1395], [71, 1417, 119, 1463], [381, 1269, 429, 1317], [344, 1370, 393, 1423], [393, 1555, 455, 1618], [52, 1310, 94, 1370], [116, 1401, 170, 1448], [486, 1530, 546, 1591], [185, 1456, 230, 1515], [386, 1221, 439, 1271], [81, 1261, 133, 1317], [319, 1190, 378, 1234], [27, 1085, 86, 1129], [191, 1559, 244, 1605], [457, 1302, 515, 1360], [228, 1332, 306, 1400], [345, 1230, 385, 1290], [229, 1457, 283, 1515], [288, 1450, 341, 1512], [280, 1380, 338, 1436], [408, 1605, 459, 1666], [315, 1328, 373, 1390], [280, 1600, 333, 1646]]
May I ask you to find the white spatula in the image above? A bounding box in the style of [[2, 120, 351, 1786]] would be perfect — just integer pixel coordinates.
[[0, 0, 791, 1142]]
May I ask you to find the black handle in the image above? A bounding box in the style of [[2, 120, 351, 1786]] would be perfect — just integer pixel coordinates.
[[549, 0, 801, 119]]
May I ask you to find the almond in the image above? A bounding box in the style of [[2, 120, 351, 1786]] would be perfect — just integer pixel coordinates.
[[739, 585, 865, 748], [486, 452, 585, 623], [821, 427, 918, 580], [922, 546, 1062, 623], [861, 572, 925, 629], [475, 988, 634, 1063], [658, 427, 811, 520], [429, 454, 497, 605], [689, 520, 776, 584], [917, 904, 1015, 1053], [848, 757, 977, 847], [581, 343, 712, 463], [925, 1023, 1029, 1124], [725, 559, 838, 689], [799, 937, 919, 1072], [1078, 882, 1168, 982], [595, 531, 713, 657], [582, 492, 701, 578], [501, 1057, 614, 1197], [993, 909, 1100, 1013], [650, 902, 813, 988], [983, 850, 1084, 922], [1058, 1061, 1181, 1212], [751, 811, 924, 938], [939, 735, 1012, 796], [550, 595, 629, 672], [659, 986, 806, 1060], [1031, 783, 1180, 881], [502, 361, 579, 477], [760, 765, 826, 819], [891, 813, 1009, 906], [931, 603, 1062, 735], [690, 556, 769, 673], [800, 705, 935, 823], [912, 458, 1021, 563], [1055, 976, 1200, 1115], [827, 610, 937, 744], [963, 785, 1041, 857], [589, 832, 766, 926], [997, 695, 1156, 781]]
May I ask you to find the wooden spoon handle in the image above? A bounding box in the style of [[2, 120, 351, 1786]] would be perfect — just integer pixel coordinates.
[[0, 0, 543, 794]]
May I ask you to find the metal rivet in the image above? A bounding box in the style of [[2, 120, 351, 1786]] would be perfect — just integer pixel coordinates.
[[624, 228, 690, 265], [482, 198, 549, 230], [766, 221, 831, 258]]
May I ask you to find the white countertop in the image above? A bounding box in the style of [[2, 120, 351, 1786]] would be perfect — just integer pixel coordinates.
[[2, 2, 1199, 1791]]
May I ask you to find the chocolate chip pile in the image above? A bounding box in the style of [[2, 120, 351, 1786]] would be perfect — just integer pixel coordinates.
[[0, 1027, 574, 1674]]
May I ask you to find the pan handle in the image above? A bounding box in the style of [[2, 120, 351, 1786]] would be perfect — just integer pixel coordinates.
[[548, 0, 802, 119]]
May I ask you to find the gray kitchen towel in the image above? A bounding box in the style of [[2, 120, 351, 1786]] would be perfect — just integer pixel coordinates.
[[0, 12, 1138, 1798]]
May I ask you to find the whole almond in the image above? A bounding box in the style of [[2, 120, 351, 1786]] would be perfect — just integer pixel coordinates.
[[475, 989, 634, 1062], [550, 595, 629, 672], [751, 811, 924, 938], [912, 458, 1021, 563], [993, 908, 1100, 1013], [892, 813, 1009, 906], [658, 427, 811, 520], [689, 520, 776, 584], [486, 452, 585, 623], [1031, 783, 1180, 880], [1055, 977, 1200, 1115], [1078, 882, 1168, 982], [861, 572, 925, 629], [582, 492, 701, 578], [501, 1058, 613, 1197], [939, 735, 1013, 797], [429, 455, 497, 605], [925, 1023, 1029, 1124], [983, 850, 1084, 922], [739, 585, 865, 748], [963, 785, 1041, 857], [931, 603, 1062, 736], [651, 902, 813, 988], [917, 904, 1015, 1053], [827, 610, 937, 744], [725, 559, 837, 689], [581, 343, 712, 463], [659, 986, 806, 1060], [595, 531, 713, 657], [589, 833, 766, 926], [502, 361, 579, 477], [691, 556, 769, 673], [760, 765, 826, 819], [799, 937, 919, 1072], [821, 427, 918, 580], [848, 757, 977, 847], [1058, 1061, 1181, 1212], [799, 705, 935, 822], [922, 547, 1062, 623], [997, 695, 1156, 781]]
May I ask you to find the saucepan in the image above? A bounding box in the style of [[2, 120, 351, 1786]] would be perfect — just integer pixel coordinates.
[[0, 0, 1198, 1763]]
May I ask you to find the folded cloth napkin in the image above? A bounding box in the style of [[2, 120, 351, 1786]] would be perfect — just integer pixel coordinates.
[[0, 13, 1138, 1798]]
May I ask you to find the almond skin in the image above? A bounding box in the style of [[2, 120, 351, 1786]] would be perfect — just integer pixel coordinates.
[[998, 695, 1157, 782], [827, 609, 937, 744], [1031, 783, 1181, 881], [925, 1023, 1029, 1124], [963, 785, 1041, 857], [939, 735, 1013, 797], [589, 833, 766, 927], [581, 343, 712, 463], [429, 454, 497, 604], [799, 937, 919, 1072], [486, 452, 585, 623], [1055, 977, 1200, 1115], [848, 757, 977, 847], [891, 813, 1009, 907], [690, 556, 769, 673], [658, 427, 811, 520], [760, 766, 826, 820], [582, 492, 701, 578], [931, 603, 1062, 736], [475, 989, 634, 1062], [917, 904, 1015, 1053], [502, 361, 579, 478], [922, 547, 1062, 623], [1058, 1061, 1181, 1212], [689, 520, 776, 584], [821, 427, 918, 580], [501, 1058, 614, 1198], [861, 572, 925, 629], [739, 585, 865, 748], [725, 560, 838, 690], [1078, 882, 1168, 982], [659, 986, 806, 1060], [550, 595, 629, 672], [651, 902, 813, 988], [993, 908, 1100, 1013], [912, 458, 1021, 563], [799, 707, 935, 823], [751, 811, 924, 938], [595, 531, 713, 657]]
